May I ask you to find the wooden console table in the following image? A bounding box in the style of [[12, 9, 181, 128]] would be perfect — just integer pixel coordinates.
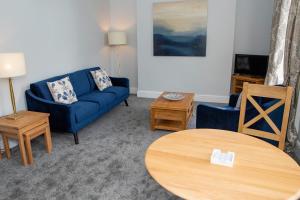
[[231, 74, 265, 93]]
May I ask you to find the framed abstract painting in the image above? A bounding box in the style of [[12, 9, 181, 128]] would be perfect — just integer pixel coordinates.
[[153, 0, 208, 57]]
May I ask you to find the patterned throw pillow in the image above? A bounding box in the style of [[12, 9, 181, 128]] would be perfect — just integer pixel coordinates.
[[90, 68, 112, 91], [47, 76, 78, 104]]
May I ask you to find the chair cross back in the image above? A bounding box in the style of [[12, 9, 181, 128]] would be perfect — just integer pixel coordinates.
[[238, 83, 293, 150]]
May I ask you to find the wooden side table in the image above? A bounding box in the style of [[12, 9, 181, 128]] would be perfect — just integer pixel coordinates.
[[231, 74, 265, 93], [150, 92, 194, 131], [0, 111, 52, 166]]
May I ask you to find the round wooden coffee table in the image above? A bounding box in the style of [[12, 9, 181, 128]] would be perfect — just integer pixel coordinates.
[[145, 129, 300, 200]]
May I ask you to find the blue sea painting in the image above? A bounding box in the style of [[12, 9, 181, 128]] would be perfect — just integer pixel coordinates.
[[153, 0, 208, 57]]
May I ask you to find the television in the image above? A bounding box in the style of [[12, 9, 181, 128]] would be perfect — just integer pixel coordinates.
[[234, 54, 269, 77]]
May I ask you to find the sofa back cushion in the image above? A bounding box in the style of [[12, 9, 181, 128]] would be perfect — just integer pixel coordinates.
[[30, 74, 68, 101], [69, 69, 94, 97]]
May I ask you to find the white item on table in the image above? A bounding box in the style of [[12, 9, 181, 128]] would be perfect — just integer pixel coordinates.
[[210, 149, 235, 168], [162, 93, 185, 101]]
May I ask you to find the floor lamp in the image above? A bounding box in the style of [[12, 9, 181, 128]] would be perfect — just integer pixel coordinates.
[[108, 31, 127, 76], [0, 53, 26, 120]]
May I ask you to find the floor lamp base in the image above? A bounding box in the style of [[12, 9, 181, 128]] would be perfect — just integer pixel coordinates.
[[6, 112, 24, 120], [6, 78, 23, 120]]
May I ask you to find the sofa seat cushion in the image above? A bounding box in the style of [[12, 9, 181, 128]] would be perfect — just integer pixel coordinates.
[[102, 86, 129, 99], [78, 91, 116, 107], [73, 101, 100, 123]]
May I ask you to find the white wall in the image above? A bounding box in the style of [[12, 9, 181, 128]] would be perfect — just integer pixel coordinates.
[[134, 0, 275, 102], [234, 0, 275, 55], [0, 0, 111, 116], [137, 0, 237, 103], [109, 0, 138, 93]]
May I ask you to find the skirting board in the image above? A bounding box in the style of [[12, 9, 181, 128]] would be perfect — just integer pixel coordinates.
[[130, 87, 138, 94], [137, 90, 229, 104]]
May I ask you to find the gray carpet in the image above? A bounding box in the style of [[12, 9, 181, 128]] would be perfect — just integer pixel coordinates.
[[0, 96, 197, 200]]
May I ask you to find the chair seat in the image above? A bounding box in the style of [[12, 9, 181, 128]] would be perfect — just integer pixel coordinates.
[[102, 86, 129, 99], [73, 101, 100, 123], [78, 91, 116, 107]]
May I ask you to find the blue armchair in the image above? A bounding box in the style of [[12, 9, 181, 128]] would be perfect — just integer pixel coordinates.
[[196, 95, 241, 131]]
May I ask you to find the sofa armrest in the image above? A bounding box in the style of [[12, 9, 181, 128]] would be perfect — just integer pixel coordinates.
[[196, 103, 240, 132], [110, 77, 129, 88], [25, 90, 76, 133]]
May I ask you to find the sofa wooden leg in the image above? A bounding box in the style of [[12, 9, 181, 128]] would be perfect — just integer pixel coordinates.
[[74, 133, 79, 145], [125, 100, 129, 107]]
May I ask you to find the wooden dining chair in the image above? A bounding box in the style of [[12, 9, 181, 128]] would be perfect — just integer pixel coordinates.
[[238, 82, 293, 150]]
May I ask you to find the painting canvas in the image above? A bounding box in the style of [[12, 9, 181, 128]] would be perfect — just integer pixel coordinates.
[[153, 0, 208, 57]]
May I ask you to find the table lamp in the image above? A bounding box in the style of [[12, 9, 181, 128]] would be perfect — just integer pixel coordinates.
[[0, 53, 26, 120], [108, 31, 127, 76]]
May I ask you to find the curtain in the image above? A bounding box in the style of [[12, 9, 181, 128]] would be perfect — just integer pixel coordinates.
[[285, 0, 300, 152], [265, 0, 292, 85], [265, 0, 300, 153]]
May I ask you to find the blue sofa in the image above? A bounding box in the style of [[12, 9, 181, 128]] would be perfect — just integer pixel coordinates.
[[196, 94, 284, 146], [25, 67, 129, 144]]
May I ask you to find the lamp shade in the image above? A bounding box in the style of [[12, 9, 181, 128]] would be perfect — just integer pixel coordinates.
[[108, 31, 127, 46], [0, 53, 26, 78]]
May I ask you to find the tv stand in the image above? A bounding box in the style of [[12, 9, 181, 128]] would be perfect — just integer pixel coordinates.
[[231, 74, 265, 93]]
